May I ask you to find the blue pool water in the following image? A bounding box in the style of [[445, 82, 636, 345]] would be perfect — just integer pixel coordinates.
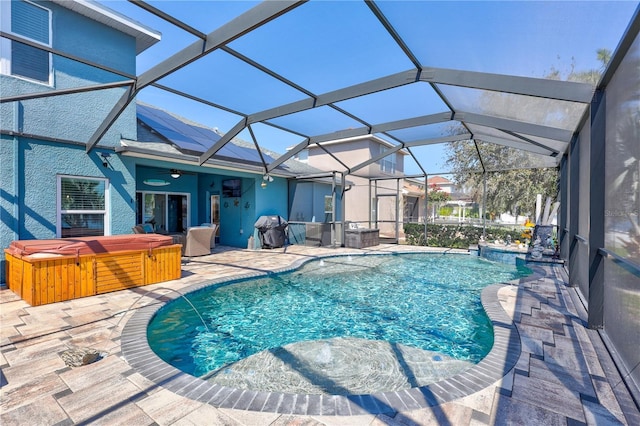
[[147, 253, 531, 378]]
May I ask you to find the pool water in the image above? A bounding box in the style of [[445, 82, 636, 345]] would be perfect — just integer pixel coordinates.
[[147, 253, 530, 379]]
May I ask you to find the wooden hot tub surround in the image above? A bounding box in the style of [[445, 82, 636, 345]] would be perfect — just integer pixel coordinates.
[[4, 234, 182, 306]]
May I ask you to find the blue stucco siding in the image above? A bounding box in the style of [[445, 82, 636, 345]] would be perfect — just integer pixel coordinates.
[[0, 136, 136, 282], [136, 165, 200, 230], [51, 2, 137, 75], [0, 92, 136, 147], [1, 0, 138, 146], [6, 137, 135, 238], [135, 164, 282, 249]]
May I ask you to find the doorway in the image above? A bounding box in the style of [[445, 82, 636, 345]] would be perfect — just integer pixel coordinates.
[[375, 194, 399, 243], [210, 195, 220, 237], [136, 191, 189, 233]]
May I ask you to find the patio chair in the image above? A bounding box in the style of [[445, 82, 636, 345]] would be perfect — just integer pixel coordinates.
[[183, 226, 216, 257], [199, 223, 218, 249]]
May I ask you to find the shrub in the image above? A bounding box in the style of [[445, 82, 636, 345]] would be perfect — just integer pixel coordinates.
[[438, 206, 453, 216], [404, 223, 523, 249]]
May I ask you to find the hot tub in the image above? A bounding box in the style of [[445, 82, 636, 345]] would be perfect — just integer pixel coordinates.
[[4, 234, 182, 306]]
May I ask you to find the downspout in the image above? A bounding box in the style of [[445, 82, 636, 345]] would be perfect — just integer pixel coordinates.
[[373, 180, 378, 229], [368, 179, 372, 228]]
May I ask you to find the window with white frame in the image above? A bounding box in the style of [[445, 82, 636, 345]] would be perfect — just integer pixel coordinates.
[[0, 0, 52, 84], [58, 176, 109, 237], [378, 144, 396, 174], [324, 195, 333, 222]]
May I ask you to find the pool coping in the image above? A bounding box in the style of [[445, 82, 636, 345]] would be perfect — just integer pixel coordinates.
[[121, 251, 545, 416]]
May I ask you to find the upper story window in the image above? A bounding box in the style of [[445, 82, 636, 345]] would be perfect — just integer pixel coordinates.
[[378, 144, 396, 174], [1, 0, 52, 85], [294, 149, 309, 162]]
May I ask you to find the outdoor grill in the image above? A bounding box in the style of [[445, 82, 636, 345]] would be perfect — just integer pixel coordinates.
[[254, 215, 288, 249]]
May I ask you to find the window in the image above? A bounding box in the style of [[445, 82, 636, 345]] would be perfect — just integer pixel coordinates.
[[295, 150, 309, 162], [58, 176, 109, 237], [1, 0, 52, 84], [377, 145, 396, 174], [324, 195, 333, 222]]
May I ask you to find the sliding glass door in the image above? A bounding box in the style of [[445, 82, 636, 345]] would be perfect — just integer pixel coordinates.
[[136, 191, 189, 233]]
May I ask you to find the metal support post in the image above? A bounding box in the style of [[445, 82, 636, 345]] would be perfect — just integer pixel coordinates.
[[588, 90, 606, 329], [331, 171, 336, 247], [482, 172, 487, 239], [396, 178, 400, 243], [340, 172, 347, 246], [568, 135, 580, 287], [559, 154, 569, 260], [424, 174, 428, 245]]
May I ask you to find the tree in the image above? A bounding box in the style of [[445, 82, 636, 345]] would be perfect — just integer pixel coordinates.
[[445, 141, 558, 219], [566, 48, 612, 85], [427, 184, 450, 220], [444, 49, 611, 221]]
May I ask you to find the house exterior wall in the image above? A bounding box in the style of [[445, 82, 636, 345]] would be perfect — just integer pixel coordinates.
[[0, 1, 142, 282], [427, 177, 454, 193], [307, 138, 404, 177], [305, 137, 406, 238], [0, 136, 137, 281], [252, 176, 289, 247], [1, 0, 138, 144], [307, 140, 371, 172], [134, 162, 291, 249]]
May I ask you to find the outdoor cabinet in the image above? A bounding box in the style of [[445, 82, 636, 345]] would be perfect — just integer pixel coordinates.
[[345, 228, 380, 249]]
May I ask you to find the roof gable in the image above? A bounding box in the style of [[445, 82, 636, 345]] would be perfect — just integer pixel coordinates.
[[51, 0, 160, 54]]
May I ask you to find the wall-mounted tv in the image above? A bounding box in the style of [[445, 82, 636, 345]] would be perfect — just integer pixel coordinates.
[[222, 178, 241, 198]]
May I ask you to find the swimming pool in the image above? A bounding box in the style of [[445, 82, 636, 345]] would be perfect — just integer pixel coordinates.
[[146, 253, 530, 395]]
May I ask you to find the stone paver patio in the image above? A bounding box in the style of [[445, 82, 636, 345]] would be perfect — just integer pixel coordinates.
[[1, 244, 639, 425]]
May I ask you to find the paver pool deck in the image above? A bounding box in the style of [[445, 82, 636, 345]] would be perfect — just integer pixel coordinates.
[[1, 244, 639, 425]]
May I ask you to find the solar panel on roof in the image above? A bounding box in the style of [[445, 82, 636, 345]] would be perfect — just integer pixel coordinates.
[[137, 104, 275, 164]]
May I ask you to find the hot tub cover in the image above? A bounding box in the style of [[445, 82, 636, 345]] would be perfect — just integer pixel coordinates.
[[6, 234, 174, 259]]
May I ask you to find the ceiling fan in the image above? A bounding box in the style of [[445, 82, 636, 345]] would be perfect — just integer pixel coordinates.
[[155, 168, 196, 179]]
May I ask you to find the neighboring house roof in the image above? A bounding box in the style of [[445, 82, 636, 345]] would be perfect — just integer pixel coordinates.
[[427, 176, 452, 185], [51, 0, 161, 54], [120, 102, 326, 178], [446, 192, 475, 203], [403, 183, 425, 197]]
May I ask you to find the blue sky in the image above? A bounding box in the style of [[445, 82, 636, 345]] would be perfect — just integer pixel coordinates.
[[98, 0, 638, 175]]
